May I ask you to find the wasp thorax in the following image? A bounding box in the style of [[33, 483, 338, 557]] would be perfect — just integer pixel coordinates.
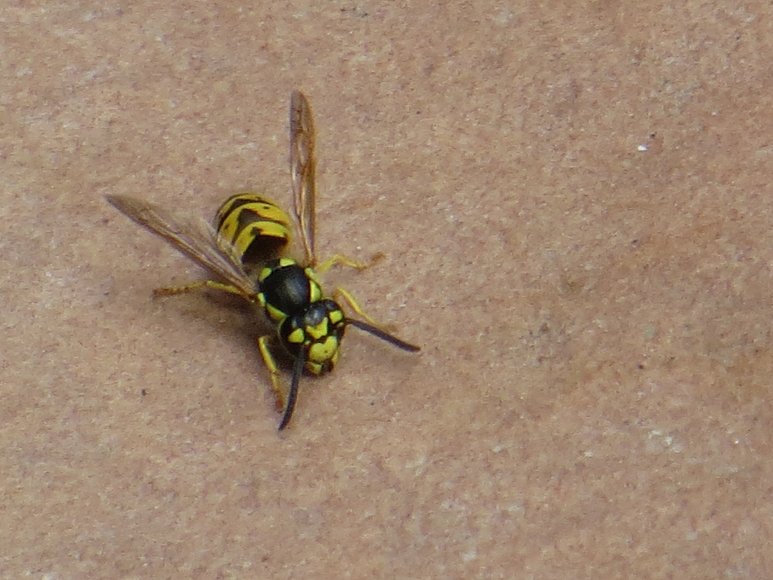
[[258, 258, 323, 321]]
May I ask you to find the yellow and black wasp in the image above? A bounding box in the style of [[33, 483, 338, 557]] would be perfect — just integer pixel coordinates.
[[106, 90, 419, 430]]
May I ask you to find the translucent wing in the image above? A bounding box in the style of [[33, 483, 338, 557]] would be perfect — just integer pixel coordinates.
[[105, 194, 256, 298], [289, 90, 317, 266]]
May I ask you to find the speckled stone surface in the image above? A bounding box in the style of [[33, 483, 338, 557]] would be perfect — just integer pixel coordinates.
[[2, 2, 771, 577]]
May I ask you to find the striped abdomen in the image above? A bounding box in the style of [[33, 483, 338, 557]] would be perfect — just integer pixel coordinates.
[[215, 193, 292, 266]]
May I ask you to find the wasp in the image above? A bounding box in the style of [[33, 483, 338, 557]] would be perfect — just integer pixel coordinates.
[[106, 91, 419, 430]]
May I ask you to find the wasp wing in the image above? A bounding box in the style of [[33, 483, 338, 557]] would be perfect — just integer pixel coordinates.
[[105, 194, 256, 298], [289, 90, 317, 266]]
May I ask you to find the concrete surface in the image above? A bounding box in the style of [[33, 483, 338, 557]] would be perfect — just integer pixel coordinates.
[[2, 2, 771, 578]]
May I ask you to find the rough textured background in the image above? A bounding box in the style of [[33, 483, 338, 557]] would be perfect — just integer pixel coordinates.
[[2, 2, 771, 578]]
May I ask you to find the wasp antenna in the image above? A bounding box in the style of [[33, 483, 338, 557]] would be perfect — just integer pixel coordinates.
[[279, 350, 306, 430], [346, 318, 420, 352]]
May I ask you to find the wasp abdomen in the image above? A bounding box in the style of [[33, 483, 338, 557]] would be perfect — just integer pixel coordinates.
[[216, 193, 292, 265]]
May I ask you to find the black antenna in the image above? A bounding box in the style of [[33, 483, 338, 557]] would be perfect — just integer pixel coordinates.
[[347, 319, 421, 352], [279, 350, 306, 430]]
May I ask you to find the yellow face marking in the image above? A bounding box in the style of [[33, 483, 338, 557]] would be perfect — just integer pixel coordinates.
[[288, 328, 305, 344], [309, 336, 339, 364], [306, 317, 329, 340], [278, 257, 295, 268], [329, 309, 344, 324], [305, 360, 324, 375]]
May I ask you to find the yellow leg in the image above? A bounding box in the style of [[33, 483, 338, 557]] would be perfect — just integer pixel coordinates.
[[258, 335, 284, 412], [316, 252, 384, 274], [334, 286, 393, 330], [153, 279, 246, 298]]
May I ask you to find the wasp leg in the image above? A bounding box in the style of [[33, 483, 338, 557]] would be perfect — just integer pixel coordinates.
[[334, 286, 394, 331], [316, 252, 384, 274], [258, 335, 285, 413], [153, 280, 246, 298]]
